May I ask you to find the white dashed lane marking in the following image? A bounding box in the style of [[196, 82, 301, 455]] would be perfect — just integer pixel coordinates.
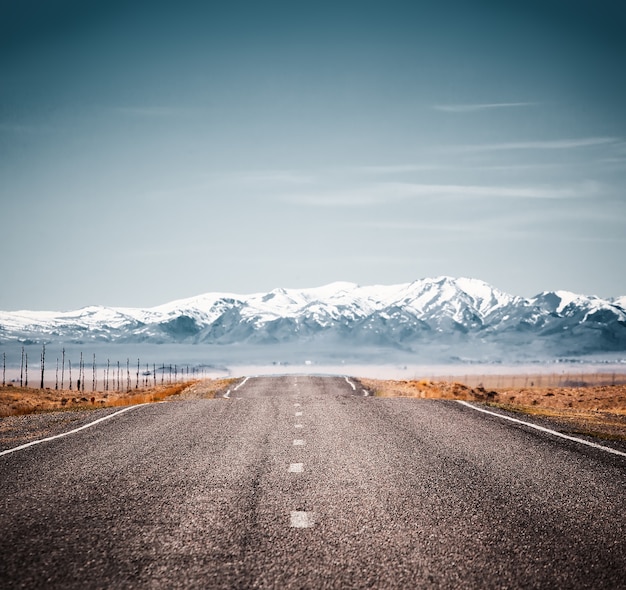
[[290, 511, 315, 528], [287, 387, 311, 529]]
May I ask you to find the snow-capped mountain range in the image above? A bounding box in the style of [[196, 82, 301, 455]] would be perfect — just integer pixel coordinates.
[[1, 277, 625, 359]]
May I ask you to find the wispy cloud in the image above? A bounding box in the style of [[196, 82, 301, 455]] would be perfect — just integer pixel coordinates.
[[353, 220, 479, 232], [282, 181, 599, 207], [352, 219, 531, 240], [350, 162, 582, 174], [347, 164, 443, 174], [113, 106, 191, 117], [433, 102, 535, 113], [454, 137, 619, 151], [236, 170, 316, 185]]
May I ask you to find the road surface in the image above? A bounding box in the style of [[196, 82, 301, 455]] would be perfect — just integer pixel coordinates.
[[1, 376, 625, 588]]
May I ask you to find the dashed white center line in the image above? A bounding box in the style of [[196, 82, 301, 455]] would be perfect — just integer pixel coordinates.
[[290, 511, 315, 528], [294, 424, 303, 428], [295, 411, 303, 417], [289, 463, 304, 473], [293, 439, 305, 446]]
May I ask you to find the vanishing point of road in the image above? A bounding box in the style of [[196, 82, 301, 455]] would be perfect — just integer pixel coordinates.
[[1, 376, 625, 588]]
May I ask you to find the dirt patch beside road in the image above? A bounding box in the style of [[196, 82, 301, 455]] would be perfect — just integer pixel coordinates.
[[166, 378, 239, 400]]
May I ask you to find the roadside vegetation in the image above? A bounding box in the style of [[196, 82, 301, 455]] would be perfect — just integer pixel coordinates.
[[360, 376, 626, 442], [0, 378, 238, 417], [1, 345, 237, 417]]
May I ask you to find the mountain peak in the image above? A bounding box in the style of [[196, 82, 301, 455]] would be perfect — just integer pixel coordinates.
[[1, 278, 625, 358]]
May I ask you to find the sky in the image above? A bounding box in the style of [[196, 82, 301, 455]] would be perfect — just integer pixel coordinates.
[[1, 0, 625, 310]]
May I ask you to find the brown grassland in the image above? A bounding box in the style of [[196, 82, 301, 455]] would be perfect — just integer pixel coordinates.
[[2, 374, 626, 443], [0, 377, 238, 418], [360, 376, 626, 442]]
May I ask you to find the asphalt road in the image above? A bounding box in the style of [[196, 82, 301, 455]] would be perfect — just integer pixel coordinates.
[[1, 376, 625, 589]]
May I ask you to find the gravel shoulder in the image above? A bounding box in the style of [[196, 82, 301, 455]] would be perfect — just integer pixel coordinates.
[[0, 378, 237, 452], [0, 407, 132, 452], [361, 376, 626, 443]]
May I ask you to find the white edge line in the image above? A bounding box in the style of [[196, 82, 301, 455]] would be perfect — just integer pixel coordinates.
[[456, 400, 626, 458], [0, 404, 147, 457], [234, 376, 251, 391], [344, 376, 356, 391]]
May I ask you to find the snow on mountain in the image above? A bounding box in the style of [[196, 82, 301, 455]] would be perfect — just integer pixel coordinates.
[[1, 277, 625, 358], [614, 296, 626, 310]]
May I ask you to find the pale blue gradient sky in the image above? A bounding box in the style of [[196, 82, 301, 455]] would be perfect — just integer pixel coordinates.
[[1, 0, 625, 309]]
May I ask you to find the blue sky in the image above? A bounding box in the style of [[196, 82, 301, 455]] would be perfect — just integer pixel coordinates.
[[1, 0, 625, 310]]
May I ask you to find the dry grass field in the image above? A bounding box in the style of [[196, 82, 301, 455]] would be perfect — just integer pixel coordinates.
[[0, 378, 238, 418], [360, 376, 626, 442], [3, 374, 626, 443]]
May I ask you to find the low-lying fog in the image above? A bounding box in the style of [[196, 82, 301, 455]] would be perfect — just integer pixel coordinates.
[[2, 342, 625, 384]]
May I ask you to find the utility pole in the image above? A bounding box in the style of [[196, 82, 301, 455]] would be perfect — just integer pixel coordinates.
[[40, 344, 45, 389], [79, 352, 83, 392]]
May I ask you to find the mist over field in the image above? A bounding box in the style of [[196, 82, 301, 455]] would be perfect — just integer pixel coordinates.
[[2, 342, 625, 389]]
